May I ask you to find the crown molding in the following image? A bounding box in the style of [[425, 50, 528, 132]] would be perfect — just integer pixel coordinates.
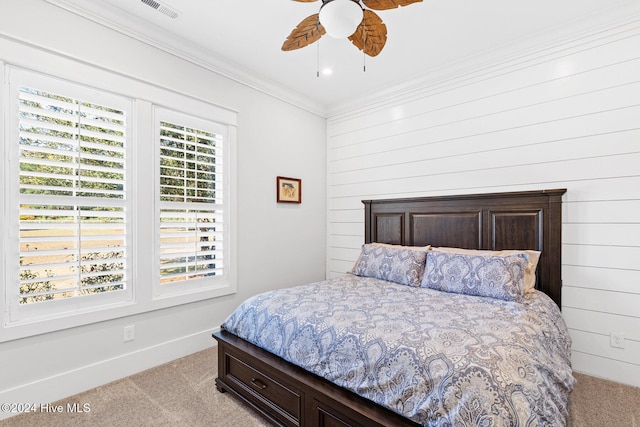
[[43, 0, 328, 117], [42, 0, 640, 120], [326, 1, 640, 119]]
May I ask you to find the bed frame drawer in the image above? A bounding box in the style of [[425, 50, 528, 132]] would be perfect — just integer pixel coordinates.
[[226, 353, 301, 422], [216, 337, 303, 427], [314, 399, 366, 427]]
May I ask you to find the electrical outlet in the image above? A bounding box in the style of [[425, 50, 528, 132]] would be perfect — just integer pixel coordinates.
[[123, 325, 135, 342], [610, 331, 625, 349]]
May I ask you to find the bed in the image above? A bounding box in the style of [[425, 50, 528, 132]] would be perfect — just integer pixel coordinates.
[[213, 189, 574, 427]]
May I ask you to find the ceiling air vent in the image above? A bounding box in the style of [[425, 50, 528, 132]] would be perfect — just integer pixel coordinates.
[[140, 0, 179, 19]]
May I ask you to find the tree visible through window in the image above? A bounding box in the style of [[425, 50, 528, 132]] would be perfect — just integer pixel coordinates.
[[17, 86, 128, 304], [158, 117, 224, 285]]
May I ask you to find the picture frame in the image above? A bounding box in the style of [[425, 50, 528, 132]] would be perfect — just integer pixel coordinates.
[[276, 176, 302, 204]]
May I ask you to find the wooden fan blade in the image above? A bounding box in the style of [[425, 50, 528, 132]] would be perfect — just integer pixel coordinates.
[[362, 0, 422, 11], [282, 14, 326, 51], [348, 10, 387, 57]]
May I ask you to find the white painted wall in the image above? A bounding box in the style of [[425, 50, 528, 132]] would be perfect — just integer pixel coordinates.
[[326, 11, 640, 387], [0, 0, 326, 418]]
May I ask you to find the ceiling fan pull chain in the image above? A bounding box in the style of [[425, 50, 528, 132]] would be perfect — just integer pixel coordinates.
[[363, 31, 367, 72]]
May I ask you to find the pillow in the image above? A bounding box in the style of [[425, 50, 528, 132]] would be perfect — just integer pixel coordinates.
[[431, 247, 541, 294], [421, 250, 530, 302], [350, 243, 430, 287]]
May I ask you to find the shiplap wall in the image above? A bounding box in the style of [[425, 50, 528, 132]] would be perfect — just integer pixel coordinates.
[[326, 14, 640, 387]]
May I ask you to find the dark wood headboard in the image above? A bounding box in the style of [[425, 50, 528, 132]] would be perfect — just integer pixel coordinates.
[[362, 189, 566, 308]]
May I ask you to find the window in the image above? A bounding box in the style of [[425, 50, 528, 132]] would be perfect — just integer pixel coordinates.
[[5, 69, 133, 325], [18, 87, 128, 302], [2, 65, 237, 339], [155, 108, 229, 297]]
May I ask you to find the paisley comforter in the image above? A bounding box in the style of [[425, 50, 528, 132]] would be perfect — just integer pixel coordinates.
[[221, 274, 575, 426]]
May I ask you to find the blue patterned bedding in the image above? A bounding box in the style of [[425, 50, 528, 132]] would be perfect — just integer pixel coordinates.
[[221, 274, 575, 426]]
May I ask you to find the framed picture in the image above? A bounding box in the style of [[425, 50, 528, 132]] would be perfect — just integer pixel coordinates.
[[276, 176, 301, 204]]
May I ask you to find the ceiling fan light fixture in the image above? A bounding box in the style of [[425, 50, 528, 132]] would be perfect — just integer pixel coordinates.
[[319, 0, 363, 39]]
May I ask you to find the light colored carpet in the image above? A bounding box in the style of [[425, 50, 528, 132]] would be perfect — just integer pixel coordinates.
[[2, 347, 639, 427], [0, 347, 269, 427], [568, 371, 640, 427]]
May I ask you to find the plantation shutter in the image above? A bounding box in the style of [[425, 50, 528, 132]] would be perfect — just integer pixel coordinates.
[[157, 112, 225, 286], [17, 83, 128, 304]]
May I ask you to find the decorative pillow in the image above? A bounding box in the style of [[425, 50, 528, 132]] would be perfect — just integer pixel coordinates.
[[421, 251, 530, 302], [432, 247, 541, 294], [350, 243, 430, 287]]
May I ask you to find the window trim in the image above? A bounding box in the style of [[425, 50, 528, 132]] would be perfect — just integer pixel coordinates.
[[6, 68, 136, 325], [1, 51, 237, 342], [153, 106, 232, 300]]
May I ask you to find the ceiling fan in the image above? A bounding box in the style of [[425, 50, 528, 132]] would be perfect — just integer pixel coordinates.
[[282, 0, 423, 57]]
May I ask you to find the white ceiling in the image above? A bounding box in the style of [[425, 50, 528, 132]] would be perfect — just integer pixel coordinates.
[[47, 0, 635, 116]]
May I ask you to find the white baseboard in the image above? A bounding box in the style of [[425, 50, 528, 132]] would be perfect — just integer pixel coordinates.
[[0, 327, 220, 421]]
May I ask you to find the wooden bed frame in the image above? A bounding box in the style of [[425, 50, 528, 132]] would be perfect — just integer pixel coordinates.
[[213, 189, 566, 427]]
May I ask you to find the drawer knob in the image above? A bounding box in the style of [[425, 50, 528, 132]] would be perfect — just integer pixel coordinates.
[[251, 377, 267, 390]]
